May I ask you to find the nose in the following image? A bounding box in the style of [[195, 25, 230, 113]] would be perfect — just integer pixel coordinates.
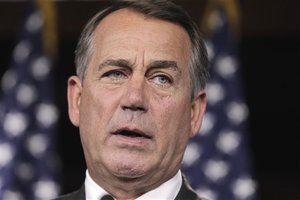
[[120, 75, 148, 112]]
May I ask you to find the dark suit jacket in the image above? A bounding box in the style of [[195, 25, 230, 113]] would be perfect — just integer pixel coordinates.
[[53, 176, 206, 200]]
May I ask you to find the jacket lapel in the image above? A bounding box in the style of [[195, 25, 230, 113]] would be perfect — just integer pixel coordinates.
[[174, 176, 206, 200]]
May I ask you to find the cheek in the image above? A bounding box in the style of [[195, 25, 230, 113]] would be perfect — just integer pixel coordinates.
[[79, 88, 122, 154], [81, 86, 120, 117], [78, 88, 116, 141], [152, 97, 191, 164], [153, 96, 191, 139]]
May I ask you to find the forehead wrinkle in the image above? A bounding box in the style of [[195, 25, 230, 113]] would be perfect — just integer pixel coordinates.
[[141, 49, 145, 70]]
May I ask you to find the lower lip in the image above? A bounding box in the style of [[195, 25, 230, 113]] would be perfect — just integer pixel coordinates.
[[111, 134, 152, 148]]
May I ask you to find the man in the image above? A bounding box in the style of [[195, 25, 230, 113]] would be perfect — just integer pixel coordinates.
[[57, 0, 209, 199]]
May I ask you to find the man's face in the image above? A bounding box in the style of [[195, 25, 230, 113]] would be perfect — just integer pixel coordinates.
[[68, 9, 206, 189]]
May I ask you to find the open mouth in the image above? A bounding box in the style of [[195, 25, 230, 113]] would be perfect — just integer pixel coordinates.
[[114, 129, 152, 139]]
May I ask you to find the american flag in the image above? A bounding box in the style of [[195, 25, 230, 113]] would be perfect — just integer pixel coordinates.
[[182, 2, 256, 200], [0, 1, 60, 199]]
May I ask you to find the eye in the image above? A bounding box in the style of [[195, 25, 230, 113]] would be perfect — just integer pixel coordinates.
[[103, 70, 127, 80], [152, 74, 172, 86]]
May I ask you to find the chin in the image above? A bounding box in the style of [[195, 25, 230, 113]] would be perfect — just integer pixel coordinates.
[[109, 157, 150, 179], [114, 169, 146, 180]]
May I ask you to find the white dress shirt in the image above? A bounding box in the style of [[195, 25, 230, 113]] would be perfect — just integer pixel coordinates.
[[85, 170, 182, 200]]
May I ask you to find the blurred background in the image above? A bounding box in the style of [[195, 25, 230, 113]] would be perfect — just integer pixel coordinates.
[[0, 0, 299, 200]]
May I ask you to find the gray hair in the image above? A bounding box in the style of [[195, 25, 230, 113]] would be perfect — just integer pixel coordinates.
[[75, 0, 209, 98]]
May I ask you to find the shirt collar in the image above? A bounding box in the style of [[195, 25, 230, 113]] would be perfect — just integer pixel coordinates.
[[85, 170, 182, 200], [85, 170, 108, 200], [136, 170, 182, 200]]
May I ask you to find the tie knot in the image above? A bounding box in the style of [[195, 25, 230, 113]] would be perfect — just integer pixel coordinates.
[[100, 194, 114, 200]]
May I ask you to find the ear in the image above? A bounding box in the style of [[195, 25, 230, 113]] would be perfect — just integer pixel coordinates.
[[67, 75, 82, 127], [190, 90, 207, 138]]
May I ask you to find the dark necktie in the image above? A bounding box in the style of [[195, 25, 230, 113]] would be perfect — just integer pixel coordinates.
[[100, 194, 114, 200]]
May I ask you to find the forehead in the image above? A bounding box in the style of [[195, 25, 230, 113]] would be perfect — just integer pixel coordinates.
[[95, 8, 190, 38], [91, 9, 191, 62]]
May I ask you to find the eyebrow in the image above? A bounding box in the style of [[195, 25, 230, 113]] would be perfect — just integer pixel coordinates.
[[98, 59, 181, 74], [147, 60, 181, 74], [98, 59, 131, 71]]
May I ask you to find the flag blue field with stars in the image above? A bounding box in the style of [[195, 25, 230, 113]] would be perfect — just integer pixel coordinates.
[[0, 1, 60, 199], [182, 4, 256, 200]]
